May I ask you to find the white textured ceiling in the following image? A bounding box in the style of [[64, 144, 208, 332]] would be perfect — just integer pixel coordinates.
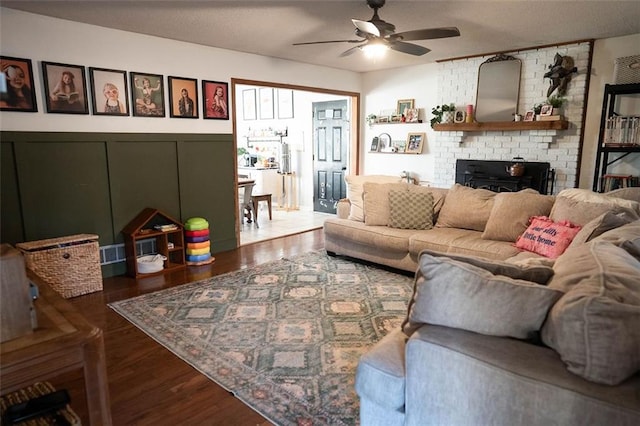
[[3, 0, 640, 73]]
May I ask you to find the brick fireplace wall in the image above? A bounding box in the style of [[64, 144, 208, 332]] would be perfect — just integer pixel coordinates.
[[432, 41, 592, 194]]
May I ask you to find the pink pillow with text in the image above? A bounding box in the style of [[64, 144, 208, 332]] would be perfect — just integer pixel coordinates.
[[515, 216, 582, 259]]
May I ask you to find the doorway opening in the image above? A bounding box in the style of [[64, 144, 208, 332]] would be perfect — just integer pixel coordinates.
[[231, 79, 360, 246]]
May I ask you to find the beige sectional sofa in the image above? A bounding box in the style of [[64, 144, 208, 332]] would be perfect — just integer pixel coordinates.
[[324, 176, 640, 425], [324, 175, 640, 272]]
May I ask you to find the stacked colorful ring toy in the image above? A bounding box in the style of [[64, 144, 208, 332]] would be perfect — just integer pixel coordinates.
[[184, 217, 213, 264]]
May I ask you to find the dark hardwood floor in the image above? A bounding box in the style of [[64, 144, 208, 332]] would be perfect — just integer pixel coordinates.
[[53, 229, 325, 425]]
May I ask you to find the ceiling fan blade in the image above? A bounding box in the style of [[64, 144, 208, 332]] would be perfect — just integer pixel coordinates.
[[293, 39, 362, 46], [352, 19, 380, 37], [389, 41, 431, 56], [339, 45, 364, 57], [392, 27, 460, 41]]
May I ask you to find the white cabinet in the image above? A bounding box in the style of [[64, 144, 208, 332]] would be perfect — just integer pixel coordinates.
[[238, 167, 280, 197]]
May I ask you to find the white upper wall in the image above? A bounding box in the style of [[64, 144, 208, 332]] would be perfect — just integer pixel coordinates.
[[361, 63, 438, 184], [0, 8, 361, 133]]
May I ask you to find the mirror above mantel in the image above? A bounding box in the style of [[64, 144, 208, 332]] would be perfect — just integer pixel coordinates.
[[475, 54, 522, 122]]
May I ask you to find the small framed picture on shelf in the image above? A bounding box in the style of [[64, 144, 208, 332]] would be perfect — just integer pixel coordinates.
[[524, 110, 535, 121], [397, 99, 414, 117], [406, 132, 425, 154], [370, 136, 380, 152], [405, 108, 419, 122], [378, 133, 391, 150], [393, 139, 407, 153], [454, 110, 466, 123], [540, 104, 553, 116], [0, 56, 37, 112]]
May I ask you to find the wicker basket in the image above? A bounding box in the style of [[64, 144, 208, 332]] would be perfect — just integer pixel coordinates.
[[0, 381, 81, 425], [16, 234, 102, 299]]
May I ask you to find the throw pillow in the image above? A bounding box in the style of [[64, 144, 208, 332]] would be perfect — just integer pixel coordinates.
[[435, 184, 496, 231], [555, 188, 640, 214], [388, 190, 434, 230], [419, 249, 554, 284], [541, 241, 640, 385], [606, 187, 640, 203], [362, 182, 446, 226], [569, 211, 638, 248], [402, 253, 563, 339], [481, 190, 555, 242], [549, 196, 638, 226], [515, 216, 581, 258], [345, 175, 403, 222]]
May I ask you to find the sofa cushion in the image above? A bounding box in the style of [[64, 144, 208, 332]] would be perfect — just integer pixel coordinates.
[[323, 218, 414, 253], [515, 216, 582, 258], [550, 196, 639, 227], [419, 249, 554, 284], [403, 253, 563, 339], [355, 329, 407, 411], [363, 182, 446, 226], [606, 187, 640, 203], [388, 190, 434, 230], [590, 219, 640, 247], [541, 240, 640, 385], [345, 175, 403, 222], [481, 190, 555, 242], [569, 210, 639, 248], [409, 228, 521, 261], [555, 188, 640, 214], [436, 184, 496, 231]]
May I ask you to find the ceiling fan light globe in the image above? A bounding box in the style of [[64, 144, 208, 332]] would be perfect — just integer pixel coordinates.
[[361, 43, 388, 59]]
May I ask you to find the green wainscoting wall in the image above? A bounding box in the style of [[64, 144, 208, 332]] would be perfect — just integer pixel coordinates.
[[1, 132, 236, 277]]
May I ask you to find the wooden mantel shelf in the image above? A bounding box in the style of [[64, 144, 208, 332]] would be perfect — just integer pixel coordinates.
[[433, 120, 569, 132]]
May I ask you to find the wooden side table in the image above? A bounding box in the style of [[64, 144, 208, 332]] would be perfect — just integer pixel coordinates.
[[0, 271, 112, 425]]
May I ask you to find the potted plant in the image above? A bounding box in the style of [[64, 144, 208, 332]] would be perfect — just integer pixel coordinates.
[[366, 114, 377, 126], [546, 95, 567, 115], [430, 103, 456, 128]]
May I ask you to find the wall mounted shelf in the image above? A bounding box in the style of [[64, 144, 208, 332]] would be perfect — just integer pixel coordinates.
[[433, 120, 569, 132], [369, 121, 423, 125]]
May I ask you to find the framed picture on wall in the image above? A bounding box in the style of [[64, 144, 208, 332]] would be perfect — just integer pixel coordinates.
[[259, 87, 274, 119], [168, 76, 198, 118], [202, 80, 229, 120], [397, 99, 414, 117], [242, 88, 256, 120], [89, 67, 129, 116], [540, 104, 553, 116], [277, 88, 294, 119], [42, 61, 89, 114], [406, 132, 425, 154], [0, 56, 37, 112], [130, 71, 165, 117]]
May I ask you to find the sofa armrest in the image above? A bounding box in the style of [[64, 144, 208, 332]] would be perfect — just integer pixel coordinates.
[[337, 198, 351, 219], [404, 325, 640, 426]]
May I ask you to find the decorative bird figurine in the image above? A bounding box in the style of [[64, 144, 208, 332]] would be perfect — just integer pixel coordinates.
[[544, 53, 578, 97]]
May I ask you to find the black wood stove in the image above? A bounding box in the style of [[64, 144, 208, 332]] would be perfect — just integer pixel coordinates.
[[455, 159, 554, 194]]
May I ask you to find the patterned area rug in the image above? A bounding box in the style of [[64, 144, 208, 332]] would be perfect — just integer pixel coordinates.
[[109, 251, 414, 425]]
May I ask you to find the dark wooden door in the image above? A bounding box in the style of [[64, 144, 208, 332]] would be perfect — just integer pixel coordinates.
[[312, 100, 348, 213]]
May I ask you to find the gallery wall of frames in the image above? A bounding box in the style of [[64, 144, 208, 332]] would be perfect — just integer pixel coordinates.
[[0, 55, 230, 120]]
